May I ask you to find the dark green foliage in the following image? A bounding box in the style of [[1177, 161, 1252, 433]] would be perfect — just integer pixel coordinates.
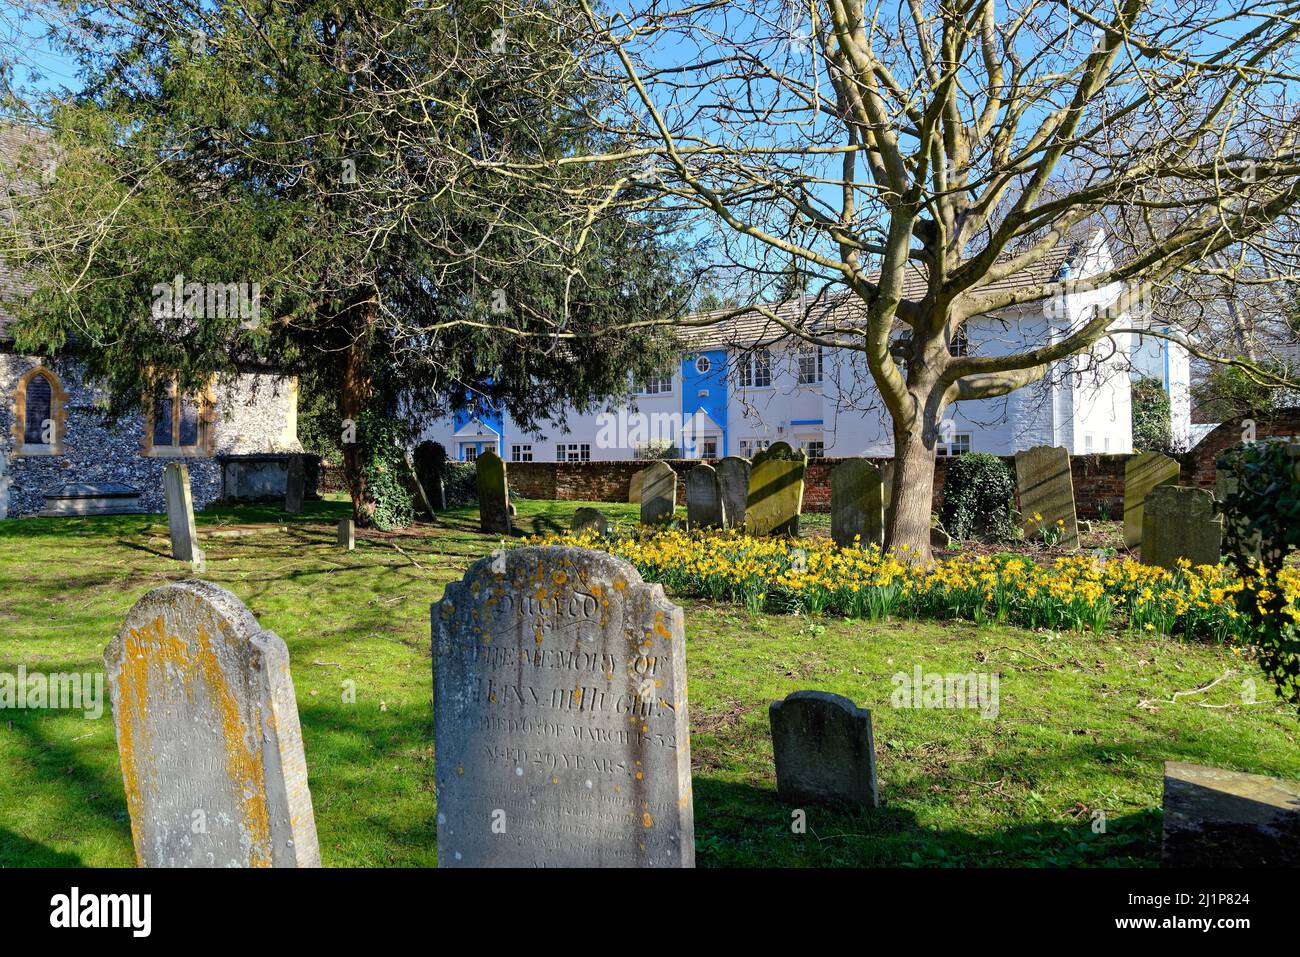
[[357, 413, 414, 531], [1131, 377, 1174, 453], [1192, 364, 1284, 423], [1217, 439, 1300, 711], [443, 462, 479, 509], [939, 453, 1016, 541]]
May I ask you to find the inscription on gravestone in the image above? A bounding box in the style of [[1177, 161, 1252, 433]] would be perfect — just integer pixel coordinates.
[[432, 546, 694, 867], [1142, 485, 1222, 569], [1014, 446, 1079, 549], [104, 580, 320, 867]]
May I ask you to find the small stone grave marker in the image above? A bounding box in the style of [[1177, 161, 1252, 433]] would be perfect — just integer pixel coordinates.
[[769, 691, 878, 809]]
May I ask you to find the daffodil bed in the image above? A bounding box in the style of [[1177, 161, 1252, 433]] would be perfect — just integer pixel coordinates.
[[529, 528, 1300, 642]]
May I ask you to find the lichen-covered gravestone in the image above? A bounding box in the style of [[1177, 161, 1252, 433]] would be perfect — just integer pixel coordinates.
[[1123, 451, 1180, 548], [640, 461, 677, 525], [476, 449, 512, 535], [1142, 485, 1222, 569], [103, 580, 320, 867], [571, 506, 609, 537], [685, 463, 724, 528], [432, 546, 694, 867], [1014, 445, 1079, 549], [744, 441, 806, 536], [716, 456, 751, 530], [830, 459, 884, 548], [769, 691, 878, 808], [162, 462, 199, 562]]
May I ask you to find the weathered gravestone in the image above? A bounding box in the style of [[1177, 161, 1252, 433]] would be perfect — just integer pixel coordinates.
[[103, 580, 320, 867], [1162, 761, 1300, 866], [402, 452, 436, 520], [715, 456, 751, 530], [1142, 485, 1222, 569], [628, 468, 646, 505], [162, 462, 199, 563], [830, 459, 884, 548], [571, 507, 609, 537], [685, 463, 724, 528], [476, 449, 512, 535], [769, 691, 878, 809], [431, 546, 694, 867], [1014, 445, 1079, 549], [640, 461, 677, 525], [1123, 451, 1180, 549], [284, 454, 305, 514], [338, 518, 355, 551], [413, 441, 448, 511], [745, 441, 806, 536]]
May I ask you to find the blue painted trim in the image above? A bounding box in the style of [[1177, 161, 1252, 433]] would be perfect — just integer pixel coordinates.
[[681, 349, 729, 455], [790, 419, 823, 426]]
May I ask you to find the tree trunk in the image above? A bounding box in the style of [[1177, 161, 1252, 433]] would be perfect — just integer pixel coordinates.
[[885, 408, 938, 563], [339, 298, 377, 526]]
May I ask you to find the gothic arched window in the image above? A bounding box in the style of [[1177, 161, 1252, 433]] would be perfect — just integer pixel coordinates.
[[12, 366, 67, 455]]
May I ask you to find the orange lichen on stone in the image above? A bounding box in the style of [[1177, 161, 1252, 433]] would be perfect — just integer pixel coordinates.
[[642, 812, 653, 828]]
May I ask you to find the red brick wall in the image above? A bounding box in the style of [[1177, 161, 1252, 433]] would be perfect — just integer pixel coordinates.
[[1183, 411, 1300, 491]]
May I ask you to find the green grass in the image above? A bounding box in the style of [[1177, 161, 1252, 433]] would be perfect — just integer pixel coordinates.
[[1, 496, 1296, 867]]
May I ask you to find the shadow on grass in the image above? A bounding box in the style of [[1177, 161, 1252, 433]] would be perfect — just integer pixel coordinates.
[[0, 828, 84, 867], [692, 777, 1160, 867]]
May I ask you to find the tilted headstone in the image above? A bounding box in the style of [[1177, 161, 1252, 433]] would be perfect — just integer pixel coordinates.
[[402, 452, 436, 521], [476, 450, 511, 535], [338, 518, 355, 551], [769, 691, 878, 809], [571, 507, 609, 537], [628, 468, 646, 505], [1014, 445, 1079, 549], [431, 546, 694, 867], [640, 461, 677, 525], [1123, 451, 1180, 549], [1141, 485, 1222, 569], [715, 456, 751, 530], [1163, 761, 1300, 866], [1215, 464, 1262, 561], [0, 450, 8, 520], [162, 462, 199, 562], [284, 454, 305, 514], [830, 459, 884, 548], [103, 580, 320, 867], [413, 441, 448, 511], [685, 463, 724, 528], [744, 441, 806, 536]]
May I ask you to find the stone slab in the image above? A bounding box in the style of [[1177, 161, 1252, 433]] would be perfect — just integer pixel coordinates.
[[163, 463, 199, 562], [476, 450, 512, 535], [1142, 485, 1222, 569], [1162, 761, 1300, 867], [716, 457, 750, 530], [830, 459, 883, 548], [685, 463, 724, 528], [571, 507, 609, 537], [639, 461, 677, 525], [745, 441, 805, 536]]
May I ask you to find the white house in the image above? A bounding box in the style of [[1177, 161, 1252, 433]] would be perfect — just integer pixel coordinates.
[[419, 232, 1189, 462]]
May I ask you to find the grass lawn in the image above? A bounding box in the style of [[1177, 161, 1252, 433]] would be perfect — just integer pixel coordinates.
[[1, 495, 1296, 867]]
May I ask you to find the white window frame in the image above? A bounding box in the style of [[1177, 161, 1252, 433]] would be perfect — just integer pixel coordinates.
[[637, 373, 673, 395], [740, 349, 772, 389], [937, 433, 972, 457], [511, 444, 532, 462], [797, 346, 824, 385]]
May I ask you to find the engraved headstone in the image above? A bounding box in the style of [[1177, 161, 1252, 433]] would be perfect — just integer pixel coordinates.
[[414, 441, 447, 511], [1123, 451, 1180, 549], [716, 456, 751, 530], [628, 468, 646, 505], [686, 463, 724, 528], [1014, 445, 1079, 549], [162, 462, 199, 562], [769, 691, 878, 809], [103, 580, 320, 867], [640, 461, 677, 525], [284, 454, 305, 514], [745, 441, 806, 536], [571, 507, 609, 537], [338, 518, 355, 551], [830, 459, 884, 548], [476, 450, 511, 535], [1142, 485, 1222, 569], [431, 546, 694, 867]]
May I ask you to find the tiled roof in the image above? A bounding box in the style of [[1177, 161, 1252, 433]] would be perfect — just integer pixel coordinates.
[[0, 123, 51, 344], [678, 241, 1083, 351]]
